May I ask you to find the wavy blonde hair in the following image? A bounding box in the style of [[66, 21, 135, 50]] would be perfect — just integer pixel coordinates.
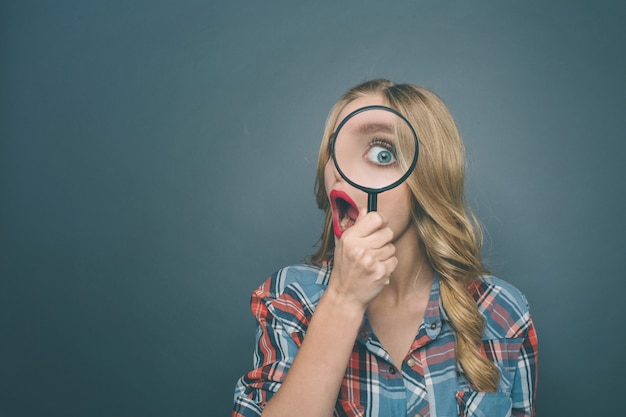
[[311, 79, 499, 391]]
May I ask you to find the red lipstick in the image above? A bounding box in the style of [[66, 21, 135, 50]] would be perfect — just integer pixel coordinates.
[[329, 190, 360, 238]]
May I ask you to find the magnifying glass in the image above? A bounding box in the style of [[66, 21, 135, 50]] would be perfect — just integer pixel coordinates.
[[331, 105, 419, 212]]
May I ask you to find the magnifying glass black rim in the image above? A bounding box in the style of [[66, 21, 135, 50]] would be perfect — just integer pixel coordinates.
[[331, 104, 419, 194]]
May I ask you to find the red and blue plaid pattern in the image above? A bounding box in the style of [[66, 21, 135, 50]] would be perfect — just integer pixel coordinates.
[[233, 263, 537, 417]]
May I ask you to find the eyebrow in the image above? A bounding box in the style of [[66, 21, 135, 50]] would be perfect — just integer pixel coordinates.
[[354, 122, 394, 135]]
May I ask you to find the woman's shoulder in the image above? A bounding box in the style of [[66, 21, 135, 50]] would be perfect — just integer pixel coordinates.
[[252, 262, 332, 312], [469, 276, 533, 340], [248, 263, 332, 329]]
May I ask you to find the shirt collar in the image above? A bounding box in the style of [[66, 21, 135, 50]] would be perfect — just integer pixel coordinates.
[[424, 273, 443, 339]]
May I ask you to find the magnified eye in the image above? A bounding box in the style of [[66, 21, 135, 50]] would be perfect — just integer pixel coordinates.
[[366, 140, 397, 166]]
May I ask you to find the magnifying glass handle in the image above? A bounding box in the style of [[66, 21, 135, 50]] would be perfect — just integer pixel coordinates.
[[367, 193, 378, 212]]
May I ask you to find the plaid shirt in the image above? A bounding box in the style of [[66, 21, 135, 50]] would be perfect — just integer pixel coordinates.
[[233, 263, 538, 417]]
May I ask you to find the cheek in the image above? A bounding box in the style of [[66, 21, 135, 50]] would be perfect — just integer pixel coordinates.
[[323, 160, 335, 190], [381, 185, 413, 225]]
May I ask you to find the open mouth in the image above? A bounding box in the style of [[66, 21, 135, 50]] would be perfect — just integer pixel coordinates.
[[330, 190, 359, 238]]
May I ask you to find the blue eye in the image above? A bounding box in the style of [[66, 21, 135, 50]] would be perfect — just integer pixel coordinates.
[[366, 142, 396, 166]]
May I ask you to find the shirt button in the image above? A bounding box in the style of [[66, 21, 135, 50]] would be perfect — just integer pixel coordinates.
[[389, 366, 397, 375], [430, 322, 438, 330], [407, 358, 416, 367]]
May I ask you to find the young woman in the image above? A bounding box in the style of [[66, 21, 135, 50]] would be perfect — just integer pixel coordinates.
[[233, 79, 538, 417]]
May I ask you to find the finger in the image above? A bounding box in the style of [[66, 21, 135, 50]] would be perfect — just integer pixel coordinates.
[[359, 242, 396, 264], [339, 243, 394, 276], [380, 255, 399, 278], [350, 210, 388, 238], [374, 243, 396, 262], [368, 254, 398, 282], [365, 227, 395, 250]]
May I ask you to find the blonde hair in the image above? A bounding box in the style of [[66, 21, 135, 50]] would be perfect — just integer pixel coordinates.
[[311, 79, 499, 391]]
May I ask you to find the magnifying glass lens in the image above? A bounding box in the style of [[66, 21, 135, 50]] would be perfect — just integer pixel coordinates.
[[333, 108, 417, 190]]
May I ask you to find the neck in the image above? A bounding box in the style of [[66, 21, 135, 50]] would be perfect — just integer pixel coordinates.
[[382, 225, 434, 305]]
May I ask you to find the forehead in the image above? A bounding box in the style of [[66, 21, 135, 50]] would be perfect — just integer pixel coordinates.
[[334, 95, 387, 130]]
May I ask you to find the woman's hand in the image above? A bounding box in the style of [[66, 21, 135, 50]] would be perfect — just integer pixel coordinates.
[[329, 208, 398, 310], [260, 209, 395, 417]]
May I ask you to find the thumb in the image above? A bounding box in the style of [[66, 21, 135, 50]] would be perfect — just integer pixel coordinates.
[[356, 207, 368, 221]]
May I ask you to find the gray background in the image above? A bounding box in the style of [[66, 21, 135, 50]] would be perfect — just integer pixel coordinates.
[[1, 1, 624, 416]]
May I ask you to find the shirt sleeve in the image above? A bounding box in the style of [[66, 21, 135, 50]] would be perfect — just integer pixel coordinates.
[[232, 287, 302, 417], [511, 315, 539, 417]]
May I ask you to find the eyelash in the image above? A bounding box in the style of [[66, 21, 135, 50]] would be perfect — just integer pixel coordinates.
[[368, 138, 396, 154]]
